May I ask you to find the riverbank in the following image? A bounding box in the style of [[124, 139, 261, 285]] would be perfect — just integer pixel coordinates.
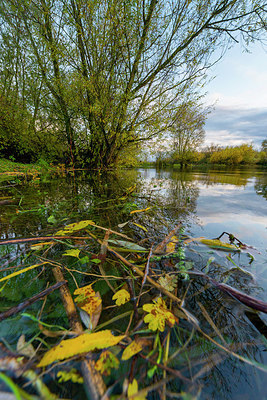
[[0, 158, 68, 182]]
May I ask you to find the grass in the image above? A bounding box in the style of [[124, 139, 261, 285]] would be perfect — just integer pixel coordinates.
[[0, 158, 46, 173], [0, 158, 58, 183]]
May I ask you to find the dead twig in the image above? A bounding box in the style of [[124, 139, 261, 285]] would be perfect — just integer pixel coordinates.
[[136, 245, 153, 307], [153, 223, 181, 254]]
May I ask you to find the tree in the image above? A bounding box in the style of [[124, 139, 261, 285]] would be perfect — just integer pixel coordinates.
[[169, 103, 206, 167], [0, 0, 266, 168], [261, 139, 267, 153]]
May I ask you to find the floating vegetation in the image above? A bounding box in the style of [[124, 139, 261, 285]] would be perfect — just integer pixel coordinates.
[[0, 213, 266, 400]]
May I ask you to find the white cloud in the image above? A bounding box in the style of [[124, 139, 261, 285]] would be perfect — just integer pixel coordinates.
[[204, 43, 267, 145]]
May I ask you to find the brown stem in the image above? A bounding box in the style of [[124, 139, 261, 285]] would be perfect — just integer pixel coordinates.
[[51, 266, 108, 400]]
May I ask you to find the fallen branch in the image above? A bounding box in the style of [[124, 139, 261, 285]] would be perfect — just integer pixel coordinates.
[[188, 270, 267, 314], [0, 236, 93, 246], [153, 223, 181, 254], [51, 266, 108, 400]]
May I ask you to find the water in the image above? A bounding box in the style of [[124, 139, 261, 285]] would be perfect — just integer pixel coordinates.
[[0, 166, 266, 399]]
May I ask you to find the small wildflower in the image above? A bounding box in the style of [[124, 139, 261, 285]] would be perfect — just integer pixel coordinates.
[[112, 289, 130, 306]]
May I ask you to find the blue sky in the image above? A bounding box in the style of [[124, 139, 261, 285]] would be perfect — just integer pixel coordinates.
[[204, 42, 267, 149]]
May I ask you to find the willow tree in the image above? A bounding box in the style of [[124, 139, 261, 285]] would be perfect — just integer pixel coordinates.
[[1, 0, 266, 168], [66, 0, 266, 168], [169, 103, 207, 167]]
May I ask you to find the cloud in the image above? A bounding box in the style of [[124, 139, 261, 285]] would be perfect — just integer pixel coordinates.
[[204, 106, 267, 147]]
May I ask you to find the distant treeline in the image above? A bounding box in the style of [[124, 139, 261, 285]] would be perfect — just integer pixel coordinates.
[[154, 143, 267, 167]]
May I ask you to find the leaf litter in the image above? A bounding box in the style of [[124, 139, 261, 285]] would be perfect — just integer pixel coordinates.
[[0, 215, 266, 399]]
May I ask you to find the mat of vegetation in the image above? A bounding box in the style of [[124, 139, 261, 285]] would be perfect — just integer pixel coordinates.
[[0, 195, 266, 400]]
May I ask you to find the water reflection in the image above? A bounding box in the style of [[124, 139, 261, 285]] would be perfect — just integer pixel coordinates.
[[0, 167, 267, 400], [254, 173, 267, 199]]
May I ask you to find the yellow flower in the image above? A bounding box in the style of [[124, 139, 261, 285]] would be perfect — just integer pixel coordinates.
[[112, 289, 130, 306], [143, 298, 175, 332]]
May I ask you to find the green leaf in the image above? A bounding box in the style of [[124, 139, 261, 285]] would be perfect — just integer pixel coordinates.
[[108, 239, 147, 251], [47, 215, 57, 224], [91, 258, 101, 264]]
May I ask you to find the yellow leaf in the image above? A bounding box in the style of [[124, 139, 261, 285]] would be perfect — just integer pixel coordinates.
[[38, 330, 125, 367], [128, 379, 147, 400], [54, 230, 67, 236], [132, 223, 148, 232], [31, 242, 53, 250], [166, 236, 179, 253], [158, 274, 177, 292], [95, 350, 119, 375], [122, 340, 143, 361], [63, 249, 80, 258], [0, 262, 47, 283], [143, 298, 175, 332], [199, 239, 238, 251], [57, 369, 83, 384], [55, 220, 95, 235], [130, 207, 151, 215], [112, 289, 130, 306], [74, 285, 102, 318], [184, 237, 238, 251]]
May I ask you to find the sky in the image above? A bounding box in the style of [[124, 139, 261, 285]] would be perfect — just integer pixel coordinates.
[[204, 42, 267, 149]]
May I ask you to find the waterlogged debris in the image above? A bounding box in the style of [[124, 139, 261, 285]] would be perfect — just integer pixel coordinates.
[[112, 289, 130, 306], [2, 216, 266, 399], [38, 330, 125, 367]]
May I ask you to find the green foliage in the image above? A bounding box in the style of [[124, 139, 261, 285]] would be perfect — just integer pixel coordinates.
[[0, 94, 66, 163], [0, 0, 265, 169], [209, 144, 259, 165]]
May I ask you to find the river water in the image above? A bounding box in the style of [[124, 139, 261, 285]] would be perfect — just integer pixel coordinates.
[[0, 166, 266, 399]]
